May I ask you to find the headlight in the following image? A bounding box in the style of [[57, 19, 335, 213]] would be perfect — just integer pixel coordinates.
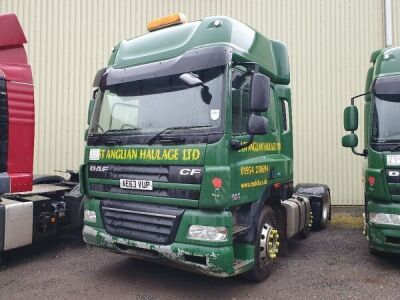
[[369, 213, 400, 225], [187, 225, 228, 241], [84, 210, 97, 223]]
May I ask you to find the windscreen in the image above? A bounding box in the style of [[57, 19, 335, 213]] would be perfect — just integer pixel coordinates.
[[89, 66, 224, 141], [372, 96, 400, 142]]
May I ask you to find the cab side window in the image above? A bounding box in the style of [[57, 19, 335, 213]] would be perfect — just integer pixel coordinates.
[[280, 99, 290, 132], [231, 69, 251, 135]]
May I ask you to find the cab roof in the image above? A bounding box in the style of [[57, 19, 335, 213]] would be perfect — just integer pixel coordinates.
[[371, 46, 400, 79], [109, 16, 290, 84]]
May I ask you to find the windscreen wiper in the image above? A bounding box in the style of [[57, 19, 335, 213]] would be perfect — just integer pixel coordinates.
[[390, 144, 400, 152], [92, 128, 141, 145], [147, 125, 212, 145]]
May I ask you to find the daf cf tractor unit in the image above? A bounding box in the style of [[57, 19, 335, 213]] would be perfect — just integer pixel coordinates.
[[0, 13, 83, 264], [82, 14, 331, 281], [342, 46, 400, 255]]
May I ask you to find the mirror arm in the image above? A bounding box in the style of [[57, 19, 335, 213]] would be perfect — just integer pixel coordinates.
[[350, 127, 367, 156], [348, 92, 369, 157], [231, 135, 254, 151], [351, 147, 368, 157], [92, 88, 99, 99], [231, 61, 259, 73], [351, 92, 370, 105]]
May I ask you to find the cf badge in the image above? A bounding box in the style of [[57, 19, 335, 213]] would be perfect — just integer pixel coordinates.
[[179, 168, 202, 176]]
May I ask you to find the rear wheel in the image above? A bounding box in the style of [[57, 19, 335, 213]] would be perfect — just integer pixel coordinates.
[[244, 206, 279, 282], [313, 191, 331, 229]]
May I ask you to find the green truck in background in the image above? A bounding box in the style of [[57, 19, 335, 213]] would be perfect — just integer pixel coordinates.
[[81, 14, 331, 281], [342, 46, 400, 254]]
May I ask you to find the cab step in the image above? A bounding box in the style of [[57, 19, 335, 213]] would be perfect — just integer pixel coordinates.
[[233, 259, 253, 274], [233, 224, 250, 238]]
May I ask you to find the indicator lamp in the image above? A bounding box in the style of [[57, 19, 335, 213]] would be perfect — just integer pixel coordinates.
[[368, 176, 375, 186], [212, 177, 223, 189], [147, 13, 187, 32]]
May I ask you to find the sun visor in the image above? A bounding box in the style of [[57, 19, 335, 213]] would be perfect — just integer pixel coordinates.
[[374, 75, 400, 100], [104, 46, 232, 87]]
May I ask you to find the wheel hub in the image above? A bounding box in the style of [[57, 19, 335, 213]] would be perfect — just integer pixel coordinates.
[[259, 223, 279, 265]]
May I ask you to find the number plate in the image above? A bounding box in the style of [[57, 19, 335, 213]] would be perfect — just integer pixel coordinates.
[[120, 179, 153, 191], [387, 155, 400, 166]]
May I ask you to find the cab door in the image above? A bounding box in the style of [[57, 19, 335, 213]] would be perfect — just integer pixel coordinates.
[[228, 68, 280, 206]]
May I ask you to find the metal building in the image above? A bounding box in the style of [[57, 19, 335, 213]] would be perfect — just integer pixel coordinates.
[[1, 0, 399, 205]]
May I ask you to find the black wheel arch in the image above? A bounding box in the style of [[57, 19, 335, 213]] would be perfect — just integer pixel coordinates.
[[234, 183, 289, 253], [32, 175, 65, 185]]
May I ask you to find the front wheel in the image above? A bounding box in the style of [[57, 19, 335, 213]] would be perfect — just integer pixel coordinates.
[[243, 206, 279, 282]]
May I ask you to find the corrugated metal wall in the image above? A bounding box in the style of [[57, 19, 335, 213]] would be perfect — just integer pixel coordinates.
[[394, 0, 400, 46], [0, 0, 393, 205]]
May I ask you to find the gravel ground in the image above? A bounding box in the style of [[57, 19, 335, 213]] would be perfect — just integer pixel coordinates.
[[1, 218, 400, 300]]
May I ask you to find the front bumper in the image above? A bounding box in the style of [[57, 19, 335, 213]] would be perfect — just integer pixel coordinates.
[[367, 201, 400, 254], [83, 225, 237, 277]]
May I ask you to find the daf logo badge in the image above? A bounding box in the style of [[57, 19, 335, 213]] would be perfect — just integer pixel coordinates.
[[388, 171, 400, 177], [90, 165, 109, 172]]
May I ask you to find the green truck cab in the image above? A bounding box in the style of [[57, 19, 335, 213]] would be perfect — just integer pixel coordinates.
[[343, 46, 400, 254], [81, 14, 331, 281]]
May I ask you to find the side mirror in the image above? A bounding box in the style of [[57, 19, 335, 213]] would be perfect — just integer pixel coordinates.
[[342, 133, 358, 148], [343, 106, 358, 131], [87, 99, 95, 125], [247, 114, 268, 135], [250, 73, 270, 112]]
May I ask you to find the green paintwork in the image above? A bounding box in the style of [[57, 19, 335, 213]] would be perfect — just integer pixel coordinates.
[[82, 16, 293, 276], [108, 16, 290, 85], [343, 46, 400, 254], [342, 133, 358, 148], [84, 198, 244, 276], [343, 106, 358, 131]]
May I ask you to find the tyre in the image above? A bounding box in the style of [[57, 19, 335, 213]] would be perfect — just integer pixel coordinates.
[[243, 206, 279, 282], [313, 190, 331, 230]]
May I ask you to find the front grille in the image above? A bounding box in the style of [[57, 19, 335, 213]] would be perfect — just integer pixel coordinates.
[[101, 199, 184, 245], [90, 183, 200, 200], [89, 164, 203, 200], [386, 170, 400, 184], [386, 236, 400, 245], [386, 170, 400, 197], [89, 164, 203, 184], [389, 186, 400, 196]]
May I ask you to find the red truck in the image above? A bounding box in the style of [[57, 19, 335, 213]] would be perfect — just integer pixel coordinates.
[[0, 14, 83, 263], [0, 13, 34, 193]]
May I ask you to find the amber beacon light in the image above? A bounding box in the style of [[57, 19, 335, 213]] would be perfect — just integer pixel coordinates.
[[147, 13, 188, 32]]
